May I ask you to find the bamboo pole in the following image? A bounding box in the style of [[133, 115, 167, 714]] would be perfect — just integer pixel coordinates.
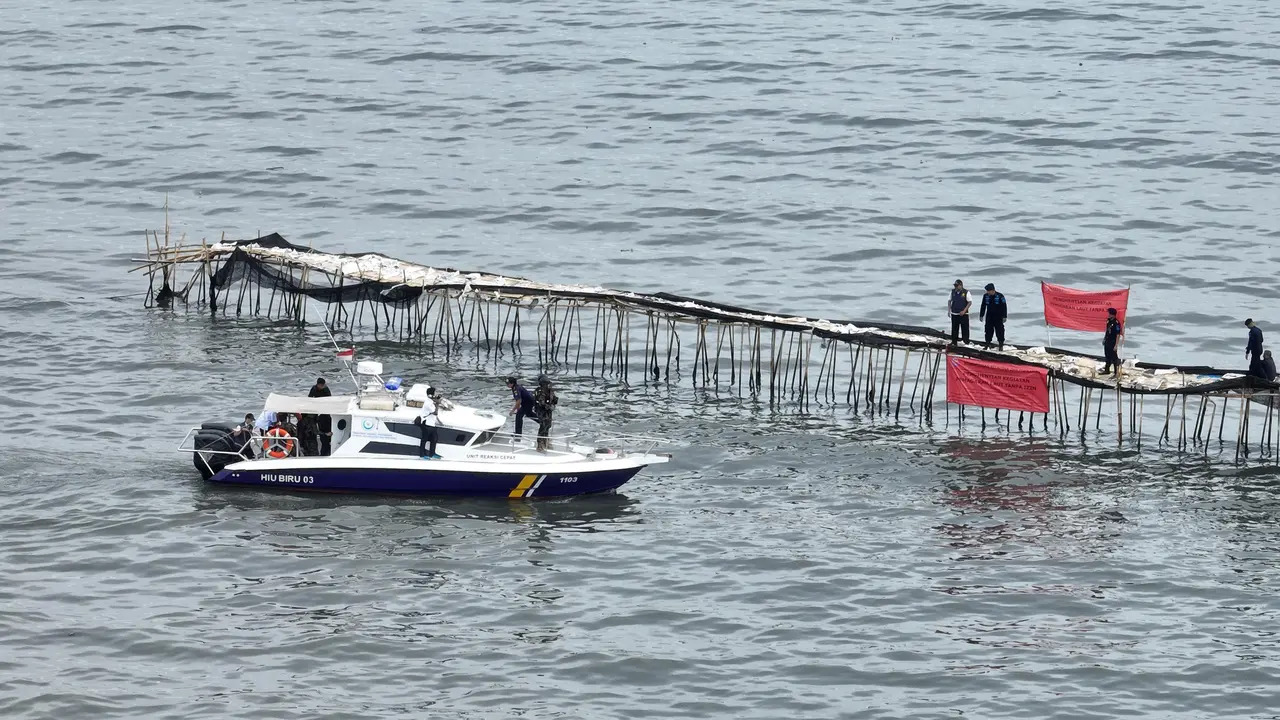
[[1116, 374, 1123, 444], [895, 349, 911, 421], [713, 322, 725, 385], [908, 349, 926, 412], [801, 331, 814, 406], [768, 329, 778, 403], [143, 230, 156, 307], [1137, 393, 1144, 449], [846, 343, 860, 407], [1236, 394, 1247, 463]]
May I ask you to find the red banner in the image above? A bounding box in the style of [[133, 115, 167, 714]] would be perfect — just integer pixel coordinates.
[[946, 355, 1049, 414], [1041, 282, 1129, 332]]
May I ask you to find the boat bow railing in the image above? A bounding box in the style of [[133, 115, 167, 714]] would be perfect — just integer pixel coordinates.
[[591, 433, 672, 457], [179, 427, 309, 459], [475, 429, 581, 457]]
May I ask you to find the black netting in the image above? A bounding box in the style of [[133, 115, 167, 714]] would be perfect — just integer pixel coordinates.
[[233, 234, 498, 276], [211, 246, 422, 310], [233, 233, 302, 252]]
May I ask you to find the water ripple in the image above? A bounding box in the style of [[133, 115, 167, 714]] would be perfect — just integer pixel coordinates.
[[3, 0, 1280, 717]]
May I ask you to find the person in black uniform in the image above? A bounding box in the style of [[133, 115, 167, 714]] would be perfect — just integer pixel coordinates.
[[308, 377, 333, 455], [1263, 350, 1277, 382], [533, 375, 558, 452], [231, 413, 256, 459], [278, 413, 300, 455], [947, 280, 971, 345], [296, 413, 319, 456], [1101, 307, 1124, 375], [1245, 319, 1265, 378], [979, 283, 1007, 350], [507, 377, 539, 436]]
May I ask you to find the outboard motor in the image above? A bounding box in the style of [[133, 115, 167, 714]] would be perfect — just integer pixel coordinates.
[[192, 423, 252, 480]]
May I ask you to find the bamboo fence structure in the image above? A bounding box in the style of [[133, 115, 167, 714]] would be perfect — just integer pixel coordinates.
[[133, 232, 1280, 463]]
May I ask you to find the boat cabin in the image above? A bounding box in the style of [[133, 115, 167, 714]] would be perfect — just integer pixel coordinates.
[[258, 360, 507, 460]]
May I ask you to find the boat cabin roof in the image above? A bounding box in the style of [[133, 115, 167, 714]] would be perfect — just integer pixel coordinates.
[[262, 393, 356, 415], [260, 392, 505, 433]]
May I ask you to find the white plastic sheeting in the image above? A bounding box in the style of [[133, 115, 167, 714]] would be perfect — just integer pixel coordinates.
[[211, 243, 1243, 395]]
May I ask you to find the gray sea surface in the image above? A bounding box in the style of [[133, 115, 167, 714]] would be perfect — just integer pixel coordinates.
[[3, 0, 1280, 718]]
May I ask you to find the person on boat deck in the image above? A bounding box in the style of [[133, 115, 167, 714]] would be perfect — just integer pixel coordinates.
[[232, 413, 256, 459], [232, 413, 255, 437], [308, 377, 334, 456], [507, 377, 539, 435], [1101, 307, 1124, 375], [431, 387, 454, 411], [1246, 319, 1265, 378], [253, 410, 277, 433], [947, 279, 971, 345], [279, 413, 300, 455], [314, 413, 332, 456], [415, 386, 440, 459], [533, 375, 558, 452], [979, 283, 1007, 350], [297, 413, 319, 456], [1263, 350, 1277, 383]]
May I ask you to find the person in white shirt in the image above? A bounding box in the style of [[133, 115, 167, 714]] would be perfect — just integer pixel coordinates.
[[415, 387, 440, 459], [253, 410, 276, 433]]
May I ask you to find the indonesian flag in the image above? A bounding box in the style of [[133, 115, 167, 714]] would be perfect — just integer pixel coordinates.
[[336, 347, 354, 360], [946, 354, 1050, 414], [1041, 282, 1129, 332]]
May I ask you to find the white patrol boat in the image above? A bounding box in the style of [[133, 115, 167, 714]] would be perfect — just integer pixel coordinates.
[[181, 360, 670, 498]]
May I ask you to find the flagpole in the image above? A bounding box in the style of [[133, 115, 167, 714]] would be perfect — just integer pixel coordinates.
[[1120, 282, 1131, 367], [308, 299, 360, 392], [1040, 281, 1054, 349], [1116, 282, 1128, 443]]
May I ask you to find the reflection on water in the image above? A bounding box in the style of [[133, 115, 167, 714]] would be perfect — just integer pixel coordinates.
[[192, 482, 640, 525], [181, 486, 646, 656], [932, 438, 1122, 559], [6, 0, 1280, 710], [191, 484, 642, 561], [927, 438, 1134, 662]]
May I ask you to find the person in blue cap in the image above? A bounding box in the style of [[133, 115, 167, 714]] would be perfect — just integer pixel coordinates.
[[979, 282, 1007, 350]]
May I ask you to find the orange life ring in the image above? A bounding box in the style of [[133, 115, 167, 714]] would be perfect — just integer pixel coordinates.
[[262, 426, 295, 458]]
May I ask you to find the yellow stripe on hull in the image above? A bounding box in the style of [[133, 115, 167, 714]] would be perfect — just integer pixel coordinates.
[[508, 474, 539, 498]]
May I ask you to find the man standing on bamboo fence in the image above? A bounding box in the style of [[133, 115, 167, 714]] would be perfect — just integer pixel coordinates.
[[948, 279, 972, 345], [1245, 318, 1265, 379], [979, 283, 1007, 351], [1101, 308, 1124, 375]]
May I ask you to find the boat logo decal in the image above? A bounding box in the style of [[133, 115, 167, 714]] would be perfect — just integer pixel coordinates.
[[362, 418, 375, 430]]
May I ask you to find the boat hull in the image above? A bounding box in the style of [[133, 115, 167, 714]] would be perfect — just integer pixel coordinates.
[[207, 458, 649, 497]]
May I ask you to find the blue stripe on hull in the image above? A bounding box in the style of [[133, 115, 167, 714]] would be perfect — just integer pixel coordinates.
[[207, 465, 642, 497]]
